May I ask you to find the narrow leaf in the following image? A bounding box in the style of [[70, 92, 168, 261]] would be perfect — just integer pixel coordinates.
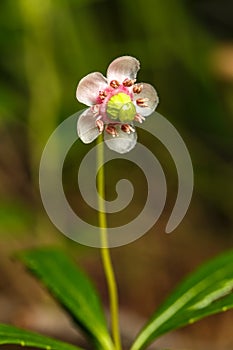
[[131, 249, 233, 350], [19, 248, 113, 350], [0, 324, 82, 350]]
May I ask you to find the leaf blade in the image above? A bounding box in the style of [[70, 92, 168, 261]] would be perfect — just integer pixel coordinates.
[[0, 323, 82, 350], [19, 248, 113, 350], [131, 249, 233, 350]]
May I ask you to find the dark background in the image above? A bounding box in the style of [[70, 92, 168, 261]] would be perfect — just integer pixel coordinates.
[[0, 0, 233, 349]]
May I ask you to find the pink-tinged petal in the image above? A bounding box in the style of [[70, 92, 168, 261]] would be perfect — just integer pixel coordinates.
[[107, 56, 140, 84], [76, 72, 108, 106], [133, 83, 159, 117], [104, 125, 137, 153], [77, 108, 100, 143]]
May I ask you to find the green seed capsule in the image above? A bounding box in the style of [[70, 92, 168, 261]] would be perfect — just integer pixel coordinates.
[[119, 102, 136, 122], [107, 92, 136, 122]]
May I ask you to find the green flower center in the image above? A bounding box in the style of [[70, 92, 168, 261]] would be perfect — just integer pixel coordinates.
[[106, 92, 136, 122]]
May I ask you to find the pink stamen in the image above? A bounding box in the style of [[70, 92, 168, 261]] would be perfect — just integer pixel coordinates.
[[121, 124, 135, 134], [133, 84, 143, 94], [123, 78, 136, 87], [136, 98, 149, 107], [110, 80, 120, 88], [96, 119, 104, 132], [134, 113, 145, 123], [91, 105, 100, 115], [99, 91, 108, 100], [105, 124, 118, 137]]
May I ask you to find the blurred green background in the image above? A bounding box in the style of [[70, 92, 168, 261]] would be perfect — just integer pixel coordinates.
[[0, 0, 233, 349]]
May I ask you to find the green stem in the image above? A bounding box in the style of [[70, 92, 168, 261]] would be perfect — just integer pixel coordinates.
[[97, 134, 122, 350]]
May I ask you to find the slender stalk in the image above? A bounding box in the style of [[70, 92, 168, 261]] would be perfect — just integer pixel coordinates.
[[97, 134, 122, 350]]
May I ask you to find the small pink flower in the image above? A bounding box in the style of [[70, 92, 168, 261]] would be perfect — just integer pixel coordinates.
[[76, 56, 159, 153]]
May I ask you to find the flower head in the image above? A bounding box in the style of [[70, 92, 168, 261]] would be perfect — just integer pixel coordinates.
[[76, 56, 159, 153]]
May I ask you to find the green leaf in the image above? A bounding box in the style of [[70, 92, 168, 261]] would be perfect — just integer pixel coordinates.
[[19, 248, 114, 350], [131, 249, 233, 350], [0, 323, 82, 350]]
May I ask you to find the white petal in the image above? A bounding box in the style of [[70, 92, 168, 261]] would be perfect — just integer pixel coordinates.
[[107, 56, 140, 84], [76, 72, 108, 106], [77, 108, 100, 144], [104, 125, 137, 153], [134, 83, 159, 117]]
